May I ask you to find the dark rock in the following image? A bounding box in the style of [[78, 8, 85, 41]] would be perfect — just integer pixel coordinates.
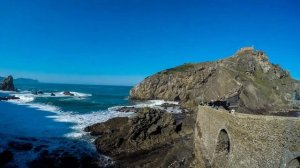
[[28, 149, 101, 168], [32, 90, 44, 95], [1, 75, 15, 91], [57, 152, 79, 168], [0, 150, 13, 166], [8, 141, 33, 151], [85, 117, 129, 136], [28, 150, 56, 168], [115, 106, 139, 113], [0, 96, 20, 101], [63, 91, 74, 96], [85, 107, 194, 167], [34, 145, 49, 152], [51, 93, 55, 96]]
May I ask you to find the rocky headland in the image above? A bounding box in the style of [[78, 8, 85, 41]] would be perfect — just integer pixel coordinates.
[[85, 47, 300, 167], [130, 47, 300, 114]]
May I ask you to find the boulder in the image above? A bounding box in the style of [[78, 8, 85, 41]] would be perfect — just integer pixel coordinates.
[[1, 75, 15, 91], [63, 91, 74, 96]]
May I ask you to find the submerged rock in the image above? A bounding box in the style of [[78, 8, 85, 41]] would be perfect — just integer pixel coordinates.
[[8, 141, 33, 151], [28, 149, 101, 168], [1, 75, 15, 91], [0, 96, 20, 101], [63, 91, 74, 96]]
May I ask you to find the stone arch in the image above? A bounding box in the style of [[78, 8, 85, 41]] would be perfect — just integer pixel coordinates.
[[287, 156, 300, 168], [215, 129, 231, 155], [211, 129, 231, 167]]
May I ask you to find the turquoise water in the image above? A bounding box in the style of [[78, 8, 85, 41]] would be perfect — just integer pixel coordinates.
[[0, 83, 134, 138], [0, 84, 139, 167]]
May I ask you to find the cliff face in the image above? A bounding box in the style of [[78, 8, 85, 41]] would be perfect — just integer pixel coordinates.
[[130, 48, 300, 114]]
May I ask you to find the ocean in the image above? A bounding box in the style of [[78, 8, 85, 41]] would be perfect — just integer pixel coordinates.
[[0, 83, 135, 139], [0, 83, 179, 167]]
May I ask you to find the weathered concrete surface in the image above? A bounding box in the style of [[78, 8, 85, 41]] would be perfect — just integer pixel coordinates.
[[194, 106, 300, 168]]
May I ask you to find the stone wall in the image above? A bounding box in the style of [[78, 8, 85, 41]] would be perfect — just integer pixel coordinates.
[[194, 106, 300, 168]]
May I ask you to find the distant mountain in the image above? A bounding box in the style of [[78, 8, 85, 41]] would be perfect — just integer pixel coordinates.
[[0, 77, 39, 85], [14, 78, 39, 84]]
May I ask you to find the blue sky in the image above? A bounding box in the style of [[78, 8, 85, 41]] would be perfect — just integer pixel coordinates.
[[0, 0, 299, 85]]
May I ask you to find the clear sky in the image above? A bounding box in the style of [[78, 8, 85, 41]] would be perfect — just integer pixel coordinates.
[[0, 0, 299, 86]]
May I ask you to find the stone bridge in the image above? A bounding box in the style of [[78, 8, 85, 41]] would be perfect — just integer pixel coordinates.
[[194, 106, 300, 168]]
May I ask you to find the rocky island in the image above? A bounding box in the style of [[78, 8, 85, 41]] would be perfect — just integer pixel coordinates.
[[0, 75, 15, 91], [85, 47, 300, 168]]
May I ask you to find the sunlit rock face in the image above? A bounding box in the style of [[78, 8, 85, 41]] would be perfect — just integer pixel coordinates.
[[130, 47, 300, 114]]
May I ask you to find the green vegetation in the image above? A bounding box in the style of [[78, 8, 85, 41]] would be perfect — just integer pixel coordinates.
[[164, 63, 195, 74]]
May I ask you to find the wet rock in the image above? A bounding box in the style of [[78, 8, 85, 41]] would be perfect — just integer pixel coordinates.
[[0, 96, 20, 101], [1, 75, 15, 91], [37, 91, 44, 94], [32, 90, 38, 95], [0, 150, 13, 167], [8, 141, 33, 151], [115, 106, 139, 113], [63, 91, 74, 96], [51, 93, 56, 96], [28, 149, 100, 168], [34, 145, 49, 152], [57, 152, 79, 168], [85, 107, 194, 167]]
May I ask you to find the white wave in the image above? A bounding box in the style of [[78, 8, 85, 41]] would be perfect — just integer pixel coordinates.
[[10, 91, 92, 101], [54, 91, 92, 97], [0, 90, 17, 94], [47, 110, 134, 138], [8, 94, 35, 103], [134, 100, 178, 107], [109, 100, 182, 113], [6, 96, 134, 139]]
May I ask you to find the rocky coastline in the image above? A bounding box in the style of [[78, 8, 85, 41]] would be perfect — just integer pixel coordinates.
[[84, 48, 300, 167], [1, 47, 299, 167], [85, 106, 195, 167]]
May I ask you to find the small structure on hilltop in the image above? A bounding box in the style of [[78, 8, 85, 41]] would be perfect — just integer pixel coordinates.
[[238, 46, 254, 52]]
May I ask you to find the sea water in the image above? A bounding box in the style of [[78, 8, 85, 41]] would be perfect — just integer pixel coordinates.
[[0, 83, 181, 166], [0, 83, 135, 139]]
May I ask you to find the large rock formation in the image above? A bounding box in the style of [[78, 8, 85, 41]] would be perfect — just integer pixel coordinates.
[[1, 75, 15, 91], [130, 47, 300, 114], [85, 107, 195, 167]]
